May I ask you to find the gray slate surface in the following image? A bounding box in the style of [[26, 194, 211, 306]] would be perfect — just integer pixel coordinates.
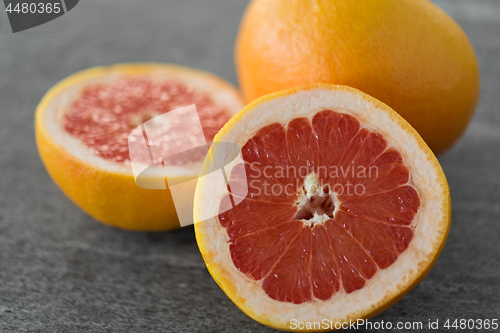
[[0, 0, 499, 332]]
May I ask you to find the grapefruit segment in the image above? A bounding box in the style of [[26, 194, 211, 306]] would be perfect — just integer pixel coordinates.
[[241, 123, 297, 186], [261, 227, 312, 304], [335, 129, 388, 179], [286, 117, 318, 173], [310, 225, 341, 300], [194, 84, 450, 331], [346, 149, 410, 198], [231, 220, 304, 281], [325, 220, 378, 292], [340, 186, 420, 225], [219, 196, 296, 240], [229, 162, 298, 203], [336, 211, 414, 269]]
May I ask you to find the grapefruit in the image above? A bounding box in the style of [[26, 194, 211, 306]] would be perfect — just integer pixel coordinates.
[[194, 84, 450, 330], [235, 0, 480, 154], [35, 63, 243, 231]]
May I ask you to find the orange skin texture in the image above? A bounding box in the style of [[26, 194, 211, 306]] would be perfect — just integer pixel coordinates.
[[235, 0, 480, 154], [35, 63, 242, 231], [36, 127, 181, 231]]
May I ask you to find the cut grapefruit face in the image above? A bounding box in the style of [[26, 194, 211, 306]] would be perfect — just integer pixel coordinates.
[[35, 63, 243, 231], [194, 84, 450, 330]]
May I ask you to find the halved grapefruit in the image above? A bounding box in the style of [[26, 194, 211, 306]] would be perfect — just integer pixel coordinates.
[[194, 84, 450, 330], [35, 63, 243, 231]]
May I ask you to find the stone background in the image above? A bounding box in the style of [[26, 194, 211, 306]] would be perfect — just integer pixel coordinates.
[[0, 0, 498, 332]]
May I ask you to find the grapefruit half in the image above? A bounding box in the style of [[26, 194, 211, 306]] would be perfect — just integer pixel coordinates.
[[36, 63, 243, 231], [194, 84, 450, 330]]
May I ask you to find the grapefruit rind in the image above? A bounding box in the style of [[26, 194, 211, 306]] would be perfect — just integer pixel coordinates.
[[194, 84, 450, 331], [36, 63, 244, 231]]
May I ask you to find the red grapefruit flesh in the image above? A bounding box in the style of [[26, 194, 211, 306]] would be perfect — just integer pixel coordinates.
[[64, 77, 230, 165], [219, 110, 418, 304]]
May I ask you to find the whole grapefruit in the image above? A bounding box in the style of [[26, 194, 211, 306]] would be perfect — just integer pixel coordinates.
[[235, 0, 480, 154]]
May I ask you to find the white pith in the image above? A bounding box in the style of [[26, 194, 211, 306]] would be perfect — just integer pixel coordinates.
[[194, 87, 449, 329], [42, 65, 244, 179], [295, 173, 337, 227]]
